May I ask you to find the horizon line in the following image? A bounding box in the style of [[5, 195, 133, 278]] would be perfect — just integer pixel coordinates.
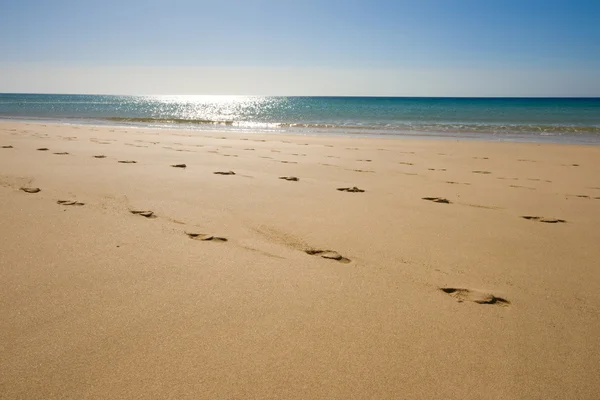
[[2, 92, 600, 99]]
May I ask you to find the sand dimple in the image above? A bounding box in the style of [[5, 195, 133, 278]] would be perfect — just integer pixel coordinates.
[[337, 186, 365, 193], [185, 232, 228, 242], [422, 197, 451, 204], [305, 249, 351, 264], [130, 210, 156, 218], [522, 216, 566, 223], [20, 187, 41, 193], [57, 200, 85, 206], [440, 288, 510, 306]]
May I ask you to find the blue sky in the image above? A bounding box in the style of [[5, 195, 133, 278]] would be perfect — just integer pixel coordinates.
[[1, 0, 599, 95]]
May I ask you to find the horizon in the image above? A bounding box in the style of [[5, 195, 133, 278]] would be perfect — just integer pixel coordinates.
[[2, 93, 600, 99], [1, 0, 599, 96]]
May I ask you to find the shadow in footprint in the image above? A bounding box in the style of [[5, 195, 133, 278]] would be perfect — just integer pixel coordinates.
[[171, 164, 187, 168], [472, 170, 491, 174], [522, 216, 566, 223], [37, 148, 49, 151], [337, 187, 365, 193], [53, 152, 69, 155], [93, 155, 106, 159], [57, 200, 84, 206], [440, 288, 510, 306], [305, 249, 350, 264], [422, 197, 450, 204], [118, 160, 137, 164], [214, 171, 235, 175], [279, 176, 299, 181], [130, 210, 156, 218], [2, 145, 13, 149], [20, 187, 41, 193], [186, 232, 228, 242]]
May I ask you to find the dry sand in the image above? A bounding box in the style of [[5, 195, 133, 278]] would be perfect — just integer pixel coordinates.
[[1, 121, 599, 399]]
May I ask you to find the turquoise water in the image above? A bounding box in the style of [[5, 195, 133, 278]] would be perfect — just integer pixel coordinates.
[[1, 94, 600, 143]]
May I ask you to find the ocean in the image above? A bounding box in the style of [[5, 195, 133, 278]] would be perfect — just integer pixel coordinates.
[[1, 94, 599, 144]]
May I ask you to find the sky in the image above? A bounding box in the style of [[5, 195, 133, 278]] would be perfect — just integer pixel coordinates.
[[0, 0, 599, 96]]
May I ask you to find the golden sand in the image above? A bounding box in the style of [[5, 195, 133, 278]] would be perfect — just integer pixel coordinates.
[[1, 121, 599, 398]]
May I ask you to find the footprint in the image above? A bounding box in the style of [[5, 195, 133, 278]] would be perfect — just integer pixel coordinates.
[[130, 210, 156, 218], [279, 176, 299, 181], [214, 171, 235, 175], [440, 288, 510, 306], [352, 169, 374, 173], [562, 164, 579, 167], [445, 181, 470, 185], [473, 157, 489, 160], [185, 232, 228, 242], [472, 171, 491, 174], [57, 200, 84, 206], [398, 162, 414, 165], [337, 187, 365, 193], [280, 160, 297, 164], [305, 249, 350, 263], [118, 160, 137, 164], [357, 159, 372, 162], [93, 155, 106, 158], [518, 159, 536, 163], [53, 152, 69, 155], [428, 168, 446, 171], [509, 185, 535, 190], [521, 216, 566, 223], [37, 148, 49, 151], [1, 145, 13, 149], [171, 164, 187, 168], [422, 197, 450, 204], [20, 187, 41, 193]]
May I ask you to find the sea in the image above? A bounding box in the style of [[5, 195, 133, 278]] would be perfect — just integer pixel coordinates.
[[1, 94, 599, 144]]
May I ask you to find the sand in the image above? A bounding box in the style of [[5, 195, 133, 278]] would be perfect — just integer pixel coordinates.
[[1, 121, 599, 399]]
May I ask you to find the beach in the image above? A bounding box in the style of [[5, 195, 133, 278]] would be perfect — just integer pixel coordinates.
[[1, 120, 599, 398]]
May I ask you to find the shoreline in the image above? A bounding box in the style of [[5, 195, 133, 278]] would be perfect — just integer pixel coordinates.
[[2, 117, 600, 146], [1, 121, 599, 398]]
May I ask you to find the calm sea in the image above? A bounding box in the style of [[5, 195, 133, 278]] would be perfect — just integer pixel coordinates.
[[1, 94, 599, 144]]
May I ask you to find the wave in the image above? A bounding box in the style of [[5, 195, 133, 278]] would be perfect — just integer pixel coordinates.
[[26, 116, 598, 137], [105, 117, 234, 125]]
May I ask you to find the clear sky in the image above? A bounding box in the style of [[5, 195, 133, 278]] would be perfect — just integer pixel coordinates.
[[1, 0, 599, 96]]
